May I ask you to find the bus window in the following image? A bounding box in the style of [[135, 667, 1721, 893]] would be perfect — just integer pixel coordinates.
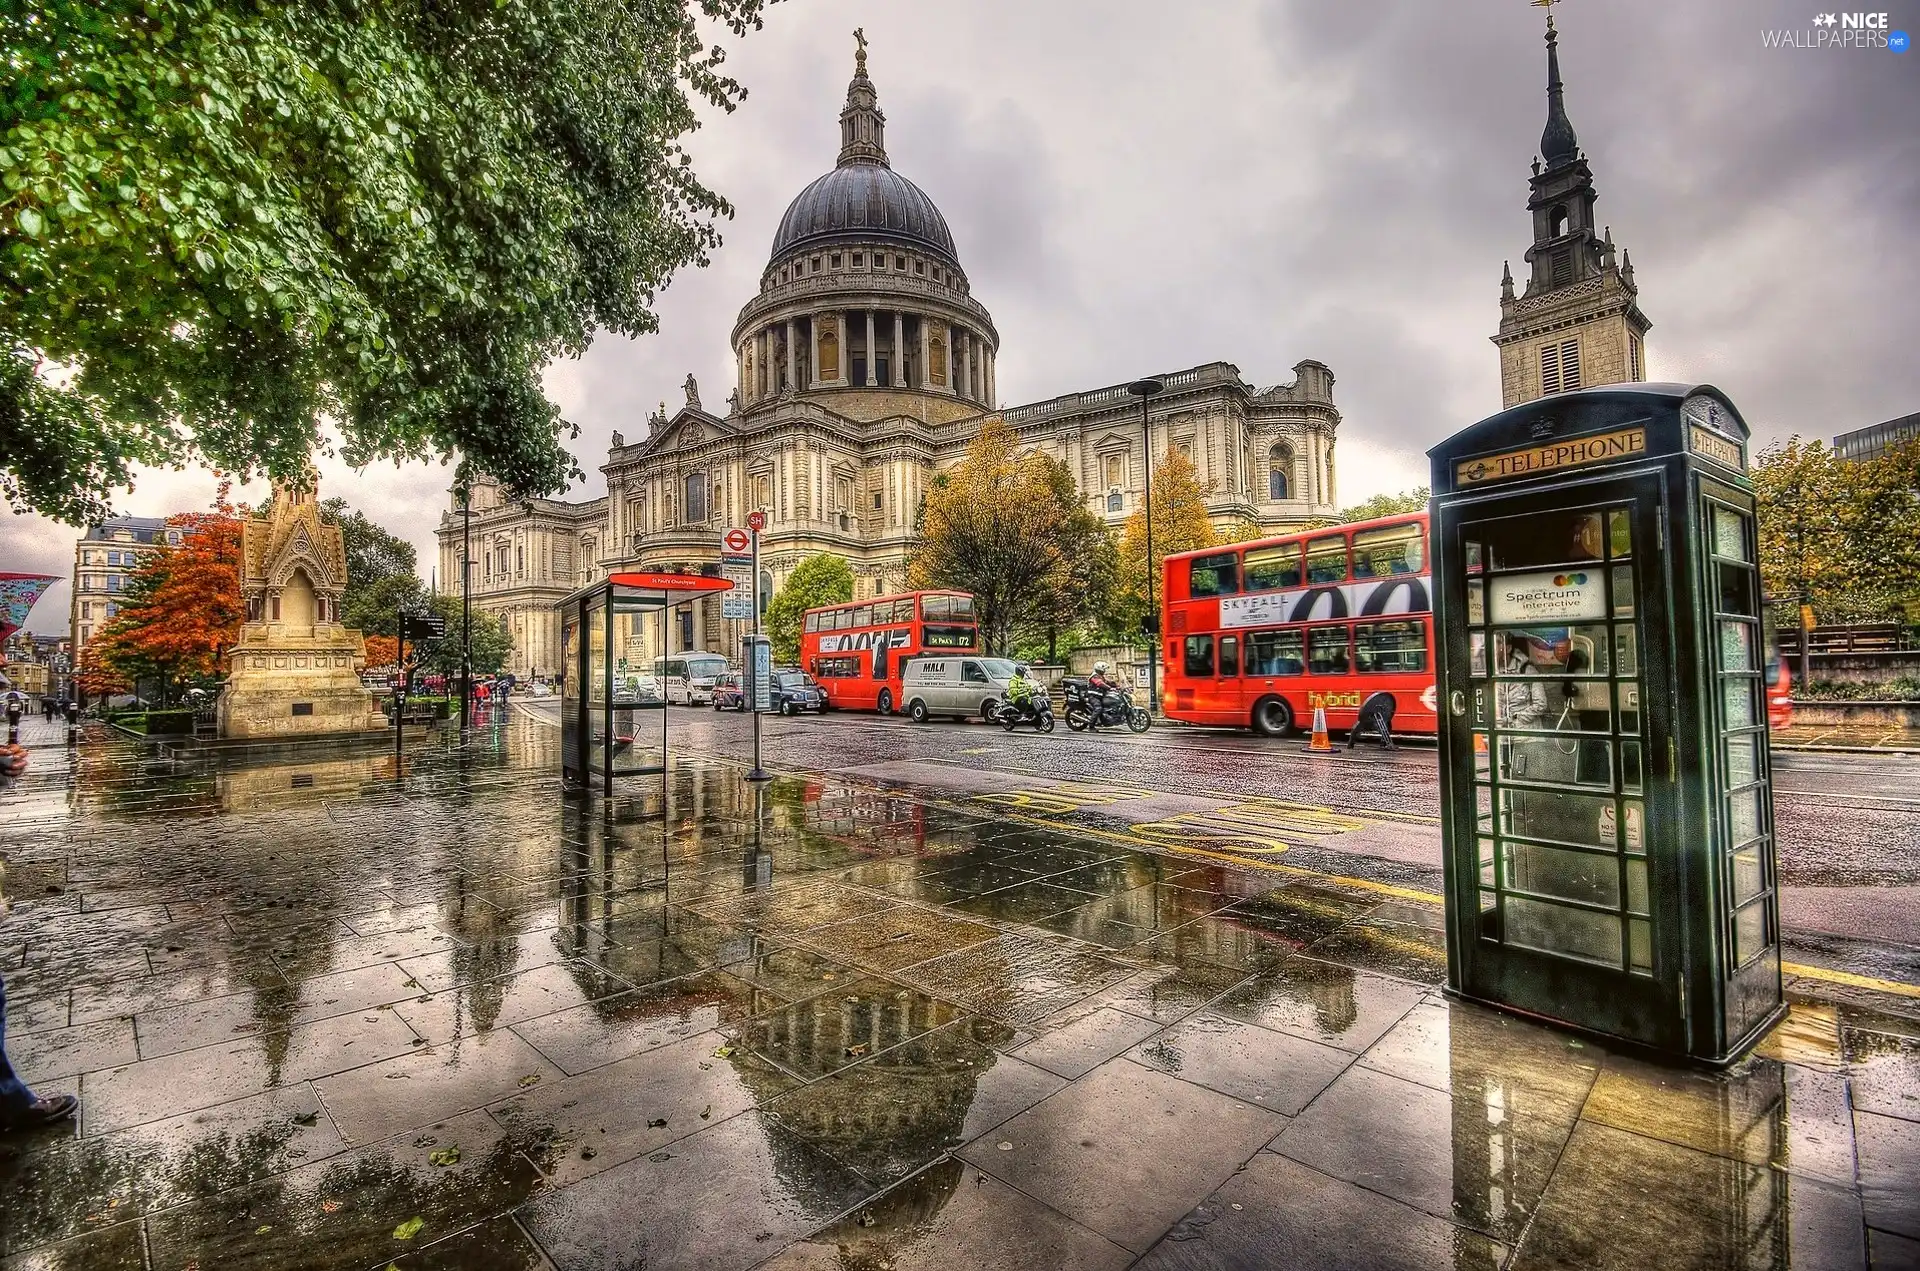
[[805, 613, 820, 633], [1244, 543, 1303, 592], [1183, 634, 1214, 677], [1246, 629, 1304, 675], [1220, 635, 1239, 676], [1308, 627, 1350, 674], [1187, 553, 1240, 599], [1306, 536, 1349, 584], [854, 605, 874, 627], [1352, 524, 1424, 579], [1355, 619, 1428, 673], [816, 656, 861, 678], [951, 596, 975, 618], [925, 596, 952, 619]]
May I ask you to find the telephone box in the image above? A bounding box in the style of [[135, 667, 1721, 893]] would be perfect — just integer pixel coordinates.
[[1429, 383, 1784, 1064]]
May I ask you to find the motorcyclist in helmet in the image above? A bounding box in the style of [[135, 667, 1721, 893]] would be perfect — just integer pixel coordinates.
[[1086, 661, 1120, 718], [1005, 664, 1037, 720]]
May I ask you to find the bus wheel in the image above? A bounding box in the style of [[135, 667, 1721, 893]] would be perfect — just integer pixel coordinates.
[[877, 689, 893, 717], [908, 698, 929, 723], [1252, 697, 1294, 737]]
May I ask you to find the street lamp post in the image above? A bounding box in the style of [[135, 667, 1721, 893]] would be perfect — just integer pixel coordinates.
[[1127, 377, 1166, 714], [460, 477, 473, 735]]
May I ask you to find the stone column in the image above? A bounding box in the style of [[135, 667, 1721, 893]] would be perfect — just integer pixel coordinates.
[[960, 330, 973, 402], [864, 311, 877, 387], [893, 312, 906, 388], [809, 316, 821, 388], [785, 318, 797, 391], [919, 316, 931, 392], [836, 312, 849, 384], [984, 348, 995, 409]]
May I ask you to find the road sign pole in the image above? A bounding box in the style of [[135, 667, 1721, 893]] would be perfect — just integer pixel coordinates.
[[394, 602, 406, 768], [746, 527, 770, 782]]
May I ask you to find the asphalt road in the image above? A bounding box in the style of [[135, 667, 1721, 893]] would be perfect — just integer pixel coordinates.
[[519, 697, 1920, 967]]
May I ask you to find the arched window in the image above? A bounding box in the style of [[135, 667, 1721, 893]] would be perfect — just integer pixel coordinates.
[[684, 471, 707, 523], [760, 571, 773, 617], [1269, 444, 1293, 501], [929, 336, 947, 386], [818, 323, 839, 378], [1549, 205, 1569, 237]]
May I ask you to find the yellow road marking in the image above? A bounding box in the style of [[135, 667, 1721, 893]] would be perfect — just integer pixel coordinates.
[[1782, 962, 1920, 1000]]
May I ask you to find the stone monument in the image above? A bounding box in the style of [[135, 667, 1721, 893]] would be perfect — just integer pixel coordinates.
[[218, 474, 386, 738]]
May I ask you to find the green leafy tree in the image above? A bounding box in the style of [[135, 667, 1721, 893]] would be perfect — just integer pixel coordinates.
[[766, 554, 853, 665], [1016, 455, 1117, 662], [323, 498, 417, 591], [1335, 487, 1430, 522], [908, 419, 1094, 655], [411, 594, 510, 677], [2, 0, 773, 524], [1755, 437, 1920, 626], [1112, 451, 1218, 638]]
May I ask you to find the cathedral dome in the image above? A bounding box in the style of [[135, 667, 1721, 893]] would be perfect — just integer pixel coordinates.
[[771, 164, 956, 264]]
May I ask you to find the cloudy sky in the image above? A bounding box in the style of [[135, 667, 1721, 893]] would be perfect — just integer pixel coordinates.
[[6, 0, 1916, 632]]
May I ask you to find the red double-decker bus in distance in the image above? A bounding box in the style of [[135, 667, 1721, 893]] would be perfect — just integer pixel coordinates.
[[1161, 512, 1439, 737], [801, 590, 978, 714]]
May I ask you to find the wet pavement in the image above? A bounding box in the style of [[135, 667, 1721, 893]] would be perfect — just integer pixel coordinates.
[[0, 711, 1916, 1269]]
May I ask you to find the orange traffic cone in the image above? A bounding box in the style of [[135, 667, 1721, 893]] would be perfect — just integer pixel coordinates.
[[1304, 706, 1334, 754]]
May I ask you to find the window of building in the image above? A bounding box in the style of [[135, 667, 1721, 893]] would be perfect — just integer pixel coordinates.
[[852, 253, 864, 267], [1550, 246, 1573, 287], [835, 478, 852, 512], [831, 253, 842, 268], [1268, 444, 1293, 501], [1351, 523, 1424, 578], [1549, 205, 1569, 237], [894, 256, 905, 270], [516, 545, 525, 575], [914, 260, 925, 275], [1187, 553, 1240, 599], [1540, 338, 1581, 395], [1183, 634, 1214, 678], [1103, 454, 1125, 490], [1106, 492, 1123, 514], [1176, 441, 1193, 463], [1308, 626, 1350, 675], [683, 471, 708, 524], [107, 575, 122, 592], [1629, 336, 1642, 381], [811, 257, 821, 273], [1245, 629, 1303, 676], [1305, 536, 1349, 584], [872, 492, 883, 510]]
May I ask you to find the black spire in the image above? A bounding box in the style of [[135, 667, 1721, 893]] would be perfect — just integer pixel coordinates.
[[837, 29, 888, 168], [1539, 18, 1579, 169]]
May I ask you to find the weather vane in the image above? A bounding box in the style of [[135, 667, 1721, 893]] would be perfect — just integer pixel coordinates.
[[1531, 0, 1565, 33]]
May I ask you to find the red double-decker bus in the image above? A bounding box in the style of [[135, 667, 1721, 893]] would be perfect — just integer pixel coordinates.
[[1161, 512, 1439, 737], [801, 590, 978, 714]]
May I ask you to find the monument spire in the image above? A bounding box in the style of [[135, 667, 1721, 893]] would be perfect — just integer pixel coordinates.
[[1537, 0, 1580, 169], [837, 28, 889, 167]]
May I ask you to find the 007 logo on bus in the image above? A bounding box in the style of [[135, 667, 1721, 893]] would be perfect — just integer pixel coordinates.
[[1218, 576, 1431, 629], [818, 628, 913, 654]]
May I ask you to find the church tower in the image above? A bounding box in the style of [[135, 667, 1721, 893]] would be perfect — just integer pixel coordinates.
[[1493, 10, 1651, 409]]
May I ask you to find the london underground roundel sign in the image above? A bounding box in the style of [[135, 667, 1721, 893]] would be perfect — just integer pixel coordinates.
[[722, 527, 751, 555]]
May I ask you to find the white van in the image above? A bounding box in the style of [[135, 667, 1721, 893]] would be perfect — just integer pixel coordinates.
[[900, 656, 1018, 723]]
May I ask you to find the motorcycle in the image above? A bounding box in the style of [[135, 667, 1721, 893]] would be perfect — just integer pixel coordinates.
[[1060, 678, 1151, 733], [997, 693, 1056, 733]]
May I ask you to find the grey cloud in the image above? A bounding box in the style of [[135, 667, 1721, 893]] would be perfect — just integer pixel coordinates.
[[6, 0, 1914, 633]]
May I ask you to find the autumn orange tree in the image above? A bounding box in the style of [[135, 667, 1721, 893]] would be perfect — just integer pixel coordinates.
[[1112, 450, 1219, 637], [82, 509, 245, 704]]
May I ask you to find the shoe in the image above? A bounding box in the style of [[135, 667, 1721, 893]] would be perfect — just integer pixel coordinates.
[[0, 1093, 78, 1130]]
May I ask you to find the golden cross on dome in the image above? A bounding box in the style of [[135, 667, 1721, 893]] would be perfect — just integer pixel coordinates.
[[853, 27, 868, 73]]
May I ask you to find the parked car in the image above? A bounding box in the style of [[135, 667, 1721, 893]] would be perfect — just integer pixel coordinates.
[[711, 672, 746, 711], [900, 656, 1018, 723], [770, 669, 826, 715]]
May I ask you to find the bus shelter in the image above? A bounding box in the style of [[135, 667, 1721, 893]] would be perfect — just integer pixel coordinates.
[[1429, 382, 1783, 1065], [556, 572, 734, 798]]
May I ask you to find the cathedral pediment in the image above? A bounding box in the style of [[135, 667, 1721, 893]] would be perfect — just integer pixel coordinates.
[[631, 407, 740, 462]]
